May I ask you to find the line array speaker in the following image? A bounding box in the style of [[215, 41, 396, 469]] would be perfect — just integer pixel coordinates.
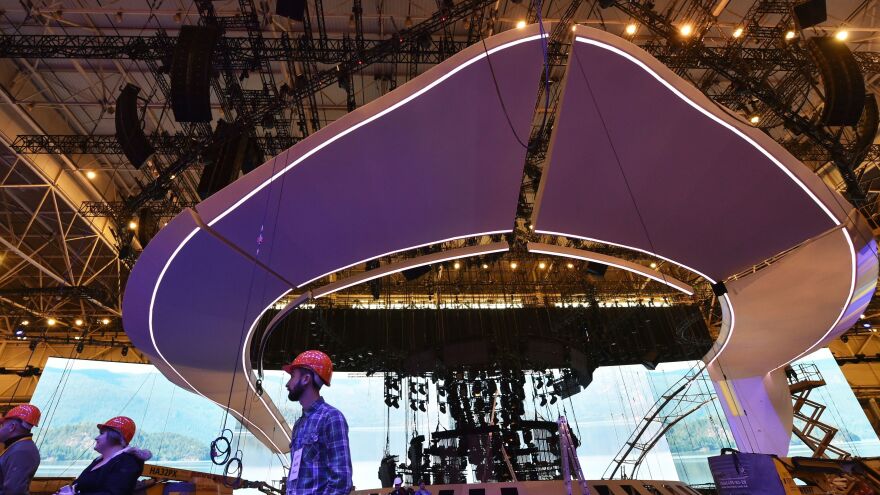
[[171, 25, 220, 123], [276, 0, 307, 21], [793, 0, 826, 30], [806, 36, 866, 126], [114, 84, 154, 169], [198, 122, 261, 199]]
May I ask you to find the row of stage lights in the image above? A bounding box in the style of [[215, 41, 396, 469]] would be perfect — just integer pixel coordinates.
[[447, 260, 657, 270]]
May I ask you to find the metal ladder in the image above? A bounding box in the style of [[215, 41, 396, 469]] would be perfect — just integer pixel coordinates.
[[558, 416, 590, 495]]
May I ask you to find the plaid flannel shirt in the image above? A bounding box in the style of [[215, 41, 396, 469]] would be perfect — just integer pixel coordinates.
[[287, 398, 353, 495]]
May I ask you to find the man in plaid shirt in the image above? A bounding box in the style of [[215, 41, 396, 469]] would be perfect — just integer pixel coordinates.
[[284, 350, 353, 495]]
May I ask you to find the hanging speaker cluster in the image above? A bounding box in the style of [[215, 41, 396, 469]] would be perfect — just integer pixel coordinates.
[[171, 25, 221, 123], [197, 122, 264, 199], [793, 0, 827, 30], [114, 84, 155, 169], [276, 0, 307, 21], [805, 36, 866, 126]]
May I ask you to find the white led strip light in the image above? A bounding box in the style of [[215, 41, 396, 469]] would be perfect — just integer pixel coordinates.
[[526, 244, 693, 295]]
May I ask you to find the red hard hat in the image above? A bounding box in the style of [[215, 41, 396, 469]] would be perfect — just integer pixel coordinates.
[[283, 350, 333, 385], [3, 404, 41, 427], [97, 416, 136, 444]]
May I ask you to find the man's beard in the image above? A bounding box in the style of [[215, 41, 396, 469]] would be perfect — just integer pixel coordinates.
[[288, 381, 306, 401]]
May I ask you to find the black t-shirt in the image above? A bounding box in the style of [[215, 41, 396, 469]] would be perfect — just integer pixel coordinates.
[[74, 453, 144, 495]]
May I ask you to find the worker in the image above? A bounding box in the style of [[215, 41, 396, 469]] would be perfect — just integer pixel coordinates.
[[56, 416, 152, 495], [284, 350, 352, 495], [0, 404, 41, 495], [414, 481, 431, 495], [388, 477, 407, 495]]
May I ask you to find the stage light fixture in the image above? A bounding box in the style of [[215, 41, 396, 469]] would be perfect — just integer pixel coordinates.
[[47, 318, 56, 326], [732, 26, 743, 38], [121, 345, 129, 356], [679, 24, 693, 37], [76, 342, 84, 353], [516, 20, 526, 29], [510, 261, 518, 270], [785, 30, 797, 40], [453, 261, 461, 270], [21, 320, 28, 326], [649, 262, 658, 269], [14, 328, 24, 337], [28, 340, 37, 351], [749, 116, 760, 124], [75, 319, 83, 326], [85, 171, 97, 180], [835, 30, 849, 41], [538, 262, 546, 269], [101, 318, 110, 325], [625, 23, 637, 35], [566, 262, 574, 269], [863, 322, 871, 328], [128, 221, 138, 230]]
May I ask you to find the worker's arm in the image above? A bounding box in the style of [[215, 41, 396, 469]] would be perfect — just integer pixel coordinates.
[[3, 446, 40, 495], [319, 412, 353, 495]]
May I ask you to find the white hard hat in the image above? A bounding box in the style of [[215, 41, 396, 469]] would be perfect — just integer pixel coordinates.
[[394, 477, 402, 486]]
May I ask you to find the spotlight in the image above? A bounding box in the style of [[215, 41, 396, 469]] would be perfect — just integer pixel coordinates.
[[453, 261, 461, 270], [128, 221, 138, 230], [482, 263, 489, 269], [21, 320, 28, 326], [510, 261, 518, 270], [732, 26, 744, 38], [835, 30, 849, 41], [47, 318, 56, 326], [14, 328, 24, 337], [439, 402, 447, 413], [28, 340, 37, 351], [679, 24, 694, 37], [550, 394, 558, 405], [649, 262, 658, 269], [785, 30, 796, 40], [76, 342, 84, 353], [121, 345, 129, 356], [625, 23, 637, 36], [566, 262, 574, 269], [101, 318, 110, 325], [863, 322, 871, 328], [75, 319, 83, 326], [749, 115, 760, 124], [85, 170, 97, 180], [861, 314, 867, 319], [516, 20, 526, 29], [538, 262, 546, 269]]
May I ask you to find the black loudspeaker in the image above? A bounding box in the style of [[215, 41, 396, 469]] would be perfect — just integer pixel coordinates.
[[586, 261, 608, 277], [276, 0, 307, 21], [136, 208, 160, 247], [500, 488, 519, 495], [711, 281, 727, 297], [198, 122, 256, 199], [793, 0, 826, 30], [806, 36, 866, 126], [114, 84, 154, 169], [171, 25, 220, 123]]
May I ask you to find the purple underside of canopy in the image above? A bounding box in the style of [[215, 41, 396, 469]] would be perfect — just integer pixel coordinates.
[[534, 38, 839, 281], [195, 37, 542, 287]]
